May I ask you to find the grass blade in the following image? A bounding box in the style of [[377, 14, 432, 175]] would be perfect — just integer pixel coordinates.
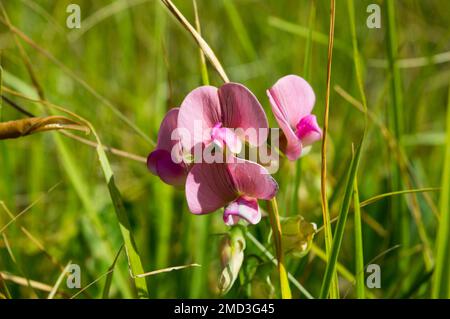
[[102, 245, 124, 299], [193, 0, 209, 86], [47, 261, 72, 299], [319, 141, 363, 298], [360, 188, 440, 208], [160, 0, 230, 82], [353, 177, 364, 298], [346, 0, 367, 299], [320, 0, 339, 299], [267, 198, 292, 299], [385, 0, 411, 276], [432, 84, 450, 298]]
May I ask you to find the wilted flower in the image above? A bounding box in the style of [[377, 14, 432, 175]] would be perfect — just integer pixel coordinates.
[[185, 157, 278, 225], [267, 75, 322, 160], [178, 83, 269, 155], [147, 108, 188, 187]]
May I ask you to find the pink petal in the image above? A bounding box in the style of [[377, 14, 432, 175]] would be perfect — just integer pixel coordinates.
[[267, 75, 315, 128], [211, 123, 243, 154], [218, 83, 268, 146], [223, 196, 261, 226], [147, 149, 187, 187], [296, 114, 323, 146], [156, 108, 181, 152], [185, 162, 237, 214], [178, 86, 222, 153], [271, 114, 303, 161], [227, 158, 278, 200]]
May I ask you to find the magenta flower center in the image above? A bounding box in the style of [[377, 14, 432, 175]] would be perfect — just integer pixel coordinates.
[[295, 115, 323, 147]]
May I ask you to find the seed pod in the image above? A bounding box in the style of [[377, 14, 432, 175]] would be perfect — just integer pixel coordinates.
[[0, 116, 89, 140]]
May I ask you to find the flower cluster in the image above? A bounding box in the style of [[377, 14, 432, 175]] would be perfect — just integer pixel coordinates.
[[147, 75, 322, 226]]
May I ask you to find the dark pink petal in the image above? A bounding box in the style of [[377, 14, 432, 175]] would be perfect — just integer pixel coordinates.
[[147, 150, 159, 176], [185, 162, 237, 215], [227, 158, 278, 200], [296, 114, 323, 146], [178, 86, 222, 152], [223, 196, 261, 226], [218, 83, 268, 146], [147, 149, 187, 187], [156, 108, 180, 152], [156, 107, 180, 152], [267, 75, 315, 128], [153, 108, 185, 164]]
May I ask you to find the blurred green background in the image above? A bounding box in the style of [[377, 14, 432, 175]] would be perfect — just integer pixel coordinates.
[[0, 0, 449, 298]]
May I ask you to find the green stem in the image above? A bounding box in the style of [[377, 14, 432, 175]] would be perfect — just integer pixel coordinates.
[[290, 159, 302, 215], [267, 198, 291, 299]]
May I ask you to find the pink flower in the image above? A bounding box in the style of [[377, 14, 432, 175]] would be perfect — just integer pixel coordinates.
[[147, 108, 188, 187], [267, 75, 322, 160], [178, 83, 268, 155], [185, 157, 278, 225]]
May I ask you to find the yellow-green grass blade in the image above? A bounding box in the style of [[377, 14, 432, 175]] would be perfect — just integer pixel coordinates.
[[319, 140, 363, 298], [432, 84, 450, 298], [320, 0, 339, 299], [361, 188, 440, 208], [353, 177, 364, 298], [346, 0, 366, 299], [267, 198, 291, 299], [47, 261, 72, 299]]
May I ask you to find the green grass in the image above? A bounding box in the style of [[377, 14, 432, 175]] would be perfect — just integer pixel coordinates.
[[432, 84, 450, 298], [0, 0, 449, 299]]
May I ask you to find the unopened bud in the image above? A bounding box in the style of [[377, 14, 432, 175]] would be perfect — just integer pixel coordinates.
[[218, 226, 246, 295]]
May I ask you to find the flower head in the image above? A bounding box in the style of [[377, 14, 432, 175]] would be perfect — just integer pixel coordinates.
[[267, 75, 322, 160], [147, 108, 188, 187], [178, 83, 268, 155], [185, 157, 278, 225]]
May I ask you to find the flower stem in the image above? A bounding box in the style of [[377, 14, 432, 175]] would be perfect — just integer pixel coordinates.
[[267, 198, 292, 299]]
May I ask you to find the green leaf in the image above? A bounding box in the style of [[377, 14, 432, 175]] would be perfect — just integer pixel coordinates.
[[95, 142, 149, 298]]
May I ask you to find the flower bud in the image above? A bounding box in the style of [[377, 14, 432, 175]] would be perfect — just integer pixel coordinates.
[[218, 226, 246, 295]]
